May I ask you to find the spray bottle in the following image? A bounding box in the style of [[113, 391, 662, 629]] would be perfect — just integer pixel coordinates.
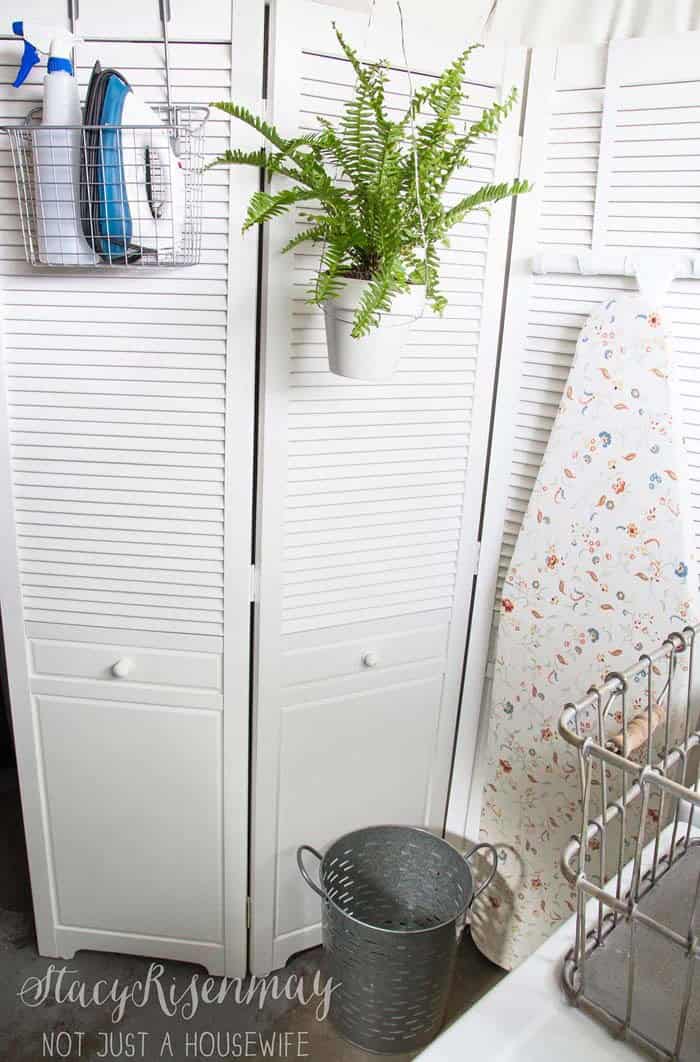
[[12, 21, 97, 265]]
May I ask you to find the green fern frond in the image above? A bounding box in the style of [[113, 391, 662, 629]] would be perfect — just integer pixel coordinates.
[[314, 241, 354, 304], [404, 44, 481, 124], [464, 87, 519, 140], [352, 258, 409, 337], [333, 24, 392, 136], [212, 102, 290, 153], [443, 178, 530, 228], [280, 223, 328, 254], [243, 188, 321, 230], [206, 148, 267, 171]]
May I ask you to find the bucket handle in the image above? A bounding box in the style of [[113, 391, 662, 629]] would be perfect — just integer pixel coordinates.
[[464, 843, 498, 905], [297, 845, 325, 900]]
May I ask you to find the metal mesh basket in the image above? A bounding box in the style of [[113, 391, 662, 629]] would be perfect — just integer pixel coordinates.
[[297, 825, 497, 1055], [559, 625, 700, 1060], [3, 104, 207, 268]]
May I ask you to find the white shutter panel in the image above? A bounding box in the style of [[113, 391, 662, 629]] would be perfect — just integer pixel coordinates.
[[597, 37, 700, 571], [492, 48, 607, 601], [284, 60, 505, 634], [495, 37, 700, 605], [1, 41, 237, 651], [252, 0, 524, 972], [0, 11, 261, 976], [448, 33, 700, 840]]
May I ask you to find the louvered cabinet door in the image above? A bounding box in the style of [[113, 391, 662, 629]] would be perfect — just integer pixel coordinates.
[[0, 19, 261, 977], [251, 0, 525, 973], [448, 32, 700, 842]]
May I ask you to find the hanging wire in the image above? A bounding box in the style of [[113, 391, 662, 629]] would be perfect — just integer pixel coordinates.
[[159, 0, 173, 115], [395, 0, 429, 303], [482, 0, 500, 37]]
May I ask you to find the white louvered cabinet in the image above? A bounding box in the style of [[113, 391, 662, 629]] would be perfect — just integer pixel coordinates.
[[0, 8, 262, 976], [251, 1, 525, 973]]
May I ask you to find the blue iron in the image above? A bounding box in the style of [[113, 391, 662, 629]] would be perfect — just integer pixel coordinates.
[[80, 63, 139, 263], [96, 72, 133, 260]]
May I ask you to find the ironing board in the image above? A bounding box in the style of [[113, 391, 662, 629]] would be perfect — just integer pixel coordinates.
[[473, 291, 698, 969]]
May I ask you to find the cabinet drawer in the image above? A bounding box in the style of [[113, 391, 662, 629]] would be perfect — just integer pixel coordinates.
[[282, 617, 449, 688], [29, 639, 222, 707]]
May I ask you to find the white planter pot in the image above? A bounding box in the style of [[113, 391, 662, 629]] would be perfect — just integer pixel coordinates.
[[323, 279, 424, 380]]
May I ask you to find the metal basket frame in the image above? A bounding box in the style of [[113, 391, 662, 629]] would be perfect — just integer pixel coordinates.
[[2, 104, 208, 270], [559, 625, 700, 1060], [1, 0, 207, 270]]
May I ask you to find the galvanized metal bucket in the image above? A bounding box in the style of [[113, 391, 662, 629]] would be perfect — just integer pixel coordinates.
[[297, 824, 497, 1054]]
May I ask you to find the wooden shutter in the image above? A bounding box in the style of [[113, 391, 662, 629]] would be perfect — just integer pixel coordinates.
[[284, 65, 505, 634], [251, 0, 524, 973], [493, 47, 610, 602], [1, 40, 234, 652], [0, 8, 261, 976], [448, 33, 700, 840]]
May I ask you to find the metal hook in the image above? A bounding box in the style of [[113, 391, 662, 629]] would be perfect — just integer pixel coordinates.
[[159, 0, 173, 115]]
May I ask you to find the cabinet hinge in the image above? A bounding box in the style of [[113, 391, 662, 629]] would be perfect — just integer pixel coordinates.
[[485, 657, 496, 680], [473, 541, 482, 576], [246, 897, 252, 929], [249, 565, 258, 603]]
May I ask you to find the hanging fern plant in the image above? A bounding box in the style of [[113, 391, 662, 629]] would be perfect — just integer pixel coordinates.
[[211, 26, 529, 338]]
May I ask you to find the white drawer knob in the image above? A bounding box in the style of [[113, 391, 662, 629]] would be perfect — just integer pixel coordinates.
[[111, 657, 134, 679], [362, 651, 380, 668]]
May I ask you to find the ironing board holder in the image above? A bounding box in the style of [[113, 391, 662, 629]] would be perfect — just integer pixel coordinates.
[[531, 249, 700, 304], [532, 250, 700, 281]]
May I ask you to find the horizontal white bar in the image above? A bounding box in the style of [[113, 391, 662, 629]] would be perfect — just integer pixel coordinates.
[[532, 250, 700, 279]]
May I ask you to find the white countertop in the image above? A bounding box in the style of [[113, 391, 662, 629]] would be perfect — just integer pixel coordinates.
[[418, 916, 642, 1062]]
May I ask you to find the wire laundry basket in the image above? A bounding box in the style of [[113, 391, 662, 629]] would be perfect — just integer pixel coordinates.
[[558, 625, 700, 1060], [3, 104, 208, 268]]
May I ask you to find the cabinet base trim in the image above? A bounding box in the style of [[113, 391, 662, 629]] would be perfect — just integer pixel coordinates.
[[52, 926, 226, 977], [270, 924, 321, 975]]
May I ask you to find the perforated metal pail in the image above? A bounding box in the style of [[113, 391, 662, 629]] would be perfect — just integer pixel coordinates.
[[297, 825, 496, 1054]]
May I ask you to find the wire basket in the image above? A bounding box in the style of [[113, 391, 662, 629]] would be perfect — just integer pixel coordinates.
[[3, 104, 208, 268], [558, 625, 700, 1060]]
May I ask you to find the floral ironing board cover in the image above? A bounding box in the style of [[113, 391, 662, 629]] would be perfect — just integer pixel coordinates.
[[474, 293, 698, 969]]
